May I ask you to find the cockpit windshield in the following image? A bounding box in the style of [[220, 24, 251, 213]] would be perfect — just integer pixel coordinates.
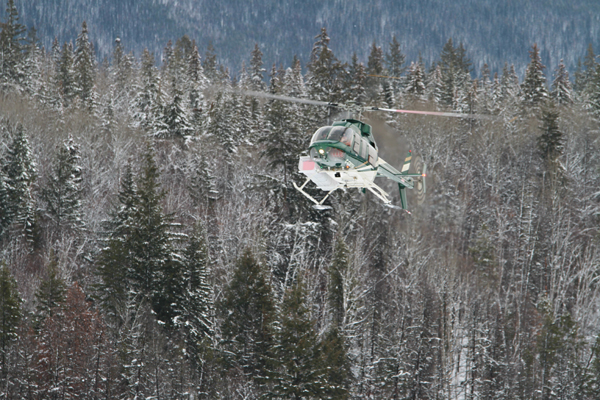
[[311, 125, 354, 147], [311, 126, 331, 144]]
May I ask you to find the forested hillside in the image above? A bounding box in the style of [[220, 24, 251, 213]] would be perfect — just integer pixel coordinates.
[[5, 0, 600, 76], [1, 1, 600, 398]]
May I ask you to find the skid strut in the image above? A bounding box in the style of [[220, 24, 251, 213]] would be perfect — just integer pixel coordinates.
[[293, 178, 338, 209]]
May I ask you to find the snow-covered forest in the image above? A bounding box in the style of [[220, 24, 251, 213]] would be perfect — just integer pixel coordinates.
[[1, 0, 600, 398]]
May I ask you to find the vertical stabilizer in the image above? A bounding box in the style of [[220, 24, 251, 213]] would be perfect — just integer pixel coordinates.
[[398, 184, 408, 210]]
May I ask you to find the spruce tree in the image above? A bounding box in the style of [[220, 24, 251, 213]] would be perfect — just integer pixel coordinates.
[[322, 237, 353, 399], [366, 41, 385, 101], [439, 39, 472, 110], [0, 172, 10, 238], [22, 27, 45, 98], [582, 43, 597, 94], [42, 135, 83, 235], [203, 42, 218, 82], [522, 43, 548, 108], [2, 121, 37, 243], [306, 27, 345, 105], [405, 61, 426, 99], [385, 35, 406, 95], [538, 101, 563, 166], [95, 163, 136, 322], [128, 145, 179, 324], [0, 0, 26, 88], [135, 49, 162, 131], [269, 279, 324, 399], [551, 59, 573, 105], [220, 248, 274, 378], [73, 21, 96, 105], [97, 148, 178, 325], [187, 44, 208, 124], [250, 43, 266, 91], [320, 328, 351, 399], [426, 64, 443, 104], [188, 155, 218, 210], [57, 41, 76, 106], [587, 64, 600, 117], [348, 53, 367, 105], [0, 261, 21, 382], [329, 236, 349, 329], [160, 89, 193, 139], [174, 224, 213, 368], [111, 38, 134, 105]]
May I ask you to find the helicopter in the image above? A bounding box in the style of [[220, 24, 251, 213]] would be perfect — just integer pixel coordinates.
[[240, 89, 480, 211]]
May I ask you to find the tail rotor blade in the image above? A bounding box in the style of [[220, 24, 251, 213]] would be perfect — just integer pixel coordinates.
[[421, 163, 427, 194]]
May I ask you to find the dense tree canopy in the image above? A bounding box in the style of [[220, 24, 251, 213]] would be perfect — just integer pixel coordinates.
[[1, 3, 600, 398]]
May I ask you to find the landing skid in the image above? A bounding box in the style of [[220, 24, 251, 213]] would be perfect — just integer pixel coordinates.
[[294, 177, 404, 211]]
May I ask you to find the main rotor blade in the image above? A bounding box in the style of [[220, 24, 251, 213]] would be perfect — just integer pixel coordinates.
[[239, 90, 335, 107], [366, 106, 492, 120]]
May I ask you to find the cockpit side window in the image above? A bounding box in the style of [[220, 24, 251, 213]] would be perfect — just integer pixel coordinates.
[[327, 126, 347, 142], [311, 126, 331, 144], [340, 129, 353, 147], [353, 133, 361, 153]]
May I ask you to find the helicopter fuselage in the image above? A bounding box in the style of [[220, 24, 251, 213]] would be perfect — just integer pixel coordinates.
[[294, 118, 425, 209]]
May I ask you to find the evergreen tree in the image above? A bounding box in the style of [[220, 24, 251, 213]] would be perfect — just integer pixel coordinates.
[[42, 135, 83, 234], [306, 27, 345, 105], [57, 41, 76, 106], [220, 248, 274, 378], [439, 38, 472, 110], [35, 251, 67, 320], [159, 89, 193, 139], [187, 44, 208, 126], [581, 43, 597, 95], [73, 21, 96, 105], [135, 49, 162, 130], [366, 41, 385, 101], [2, 121, 37, 243], [0, 172, 9, 238], [521, 43, 548, 108], [587, 64, 600, 117], [188, 154, 218, 210], [551, 59, 573, 105], [203, 42, 218, 82], [478, 63, 494, 113], [426, 64, 444, 104], [0, 0, 26, 88], [0, 261, 21, 382], [174, 224, 213, 368], [348, 53, 367, 105], [22, 27, 45, 98], [538, 101, 563, 166], [95, 163, 136, 322], [97, 148, 179, 325], [269, 279, 325, 399], [250, 43, 266, 91], [329, 236, 349, 329], [320, 328, 351, 399], [405, 61, 426, 99], [385, 35, 406, 95], [111, 38, 134, 106], [128, 145, 180, 324]]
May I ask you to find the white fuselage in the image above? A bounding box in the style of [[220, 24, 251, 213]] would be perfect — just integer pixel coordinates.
[[298, 156, 377, 192]]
